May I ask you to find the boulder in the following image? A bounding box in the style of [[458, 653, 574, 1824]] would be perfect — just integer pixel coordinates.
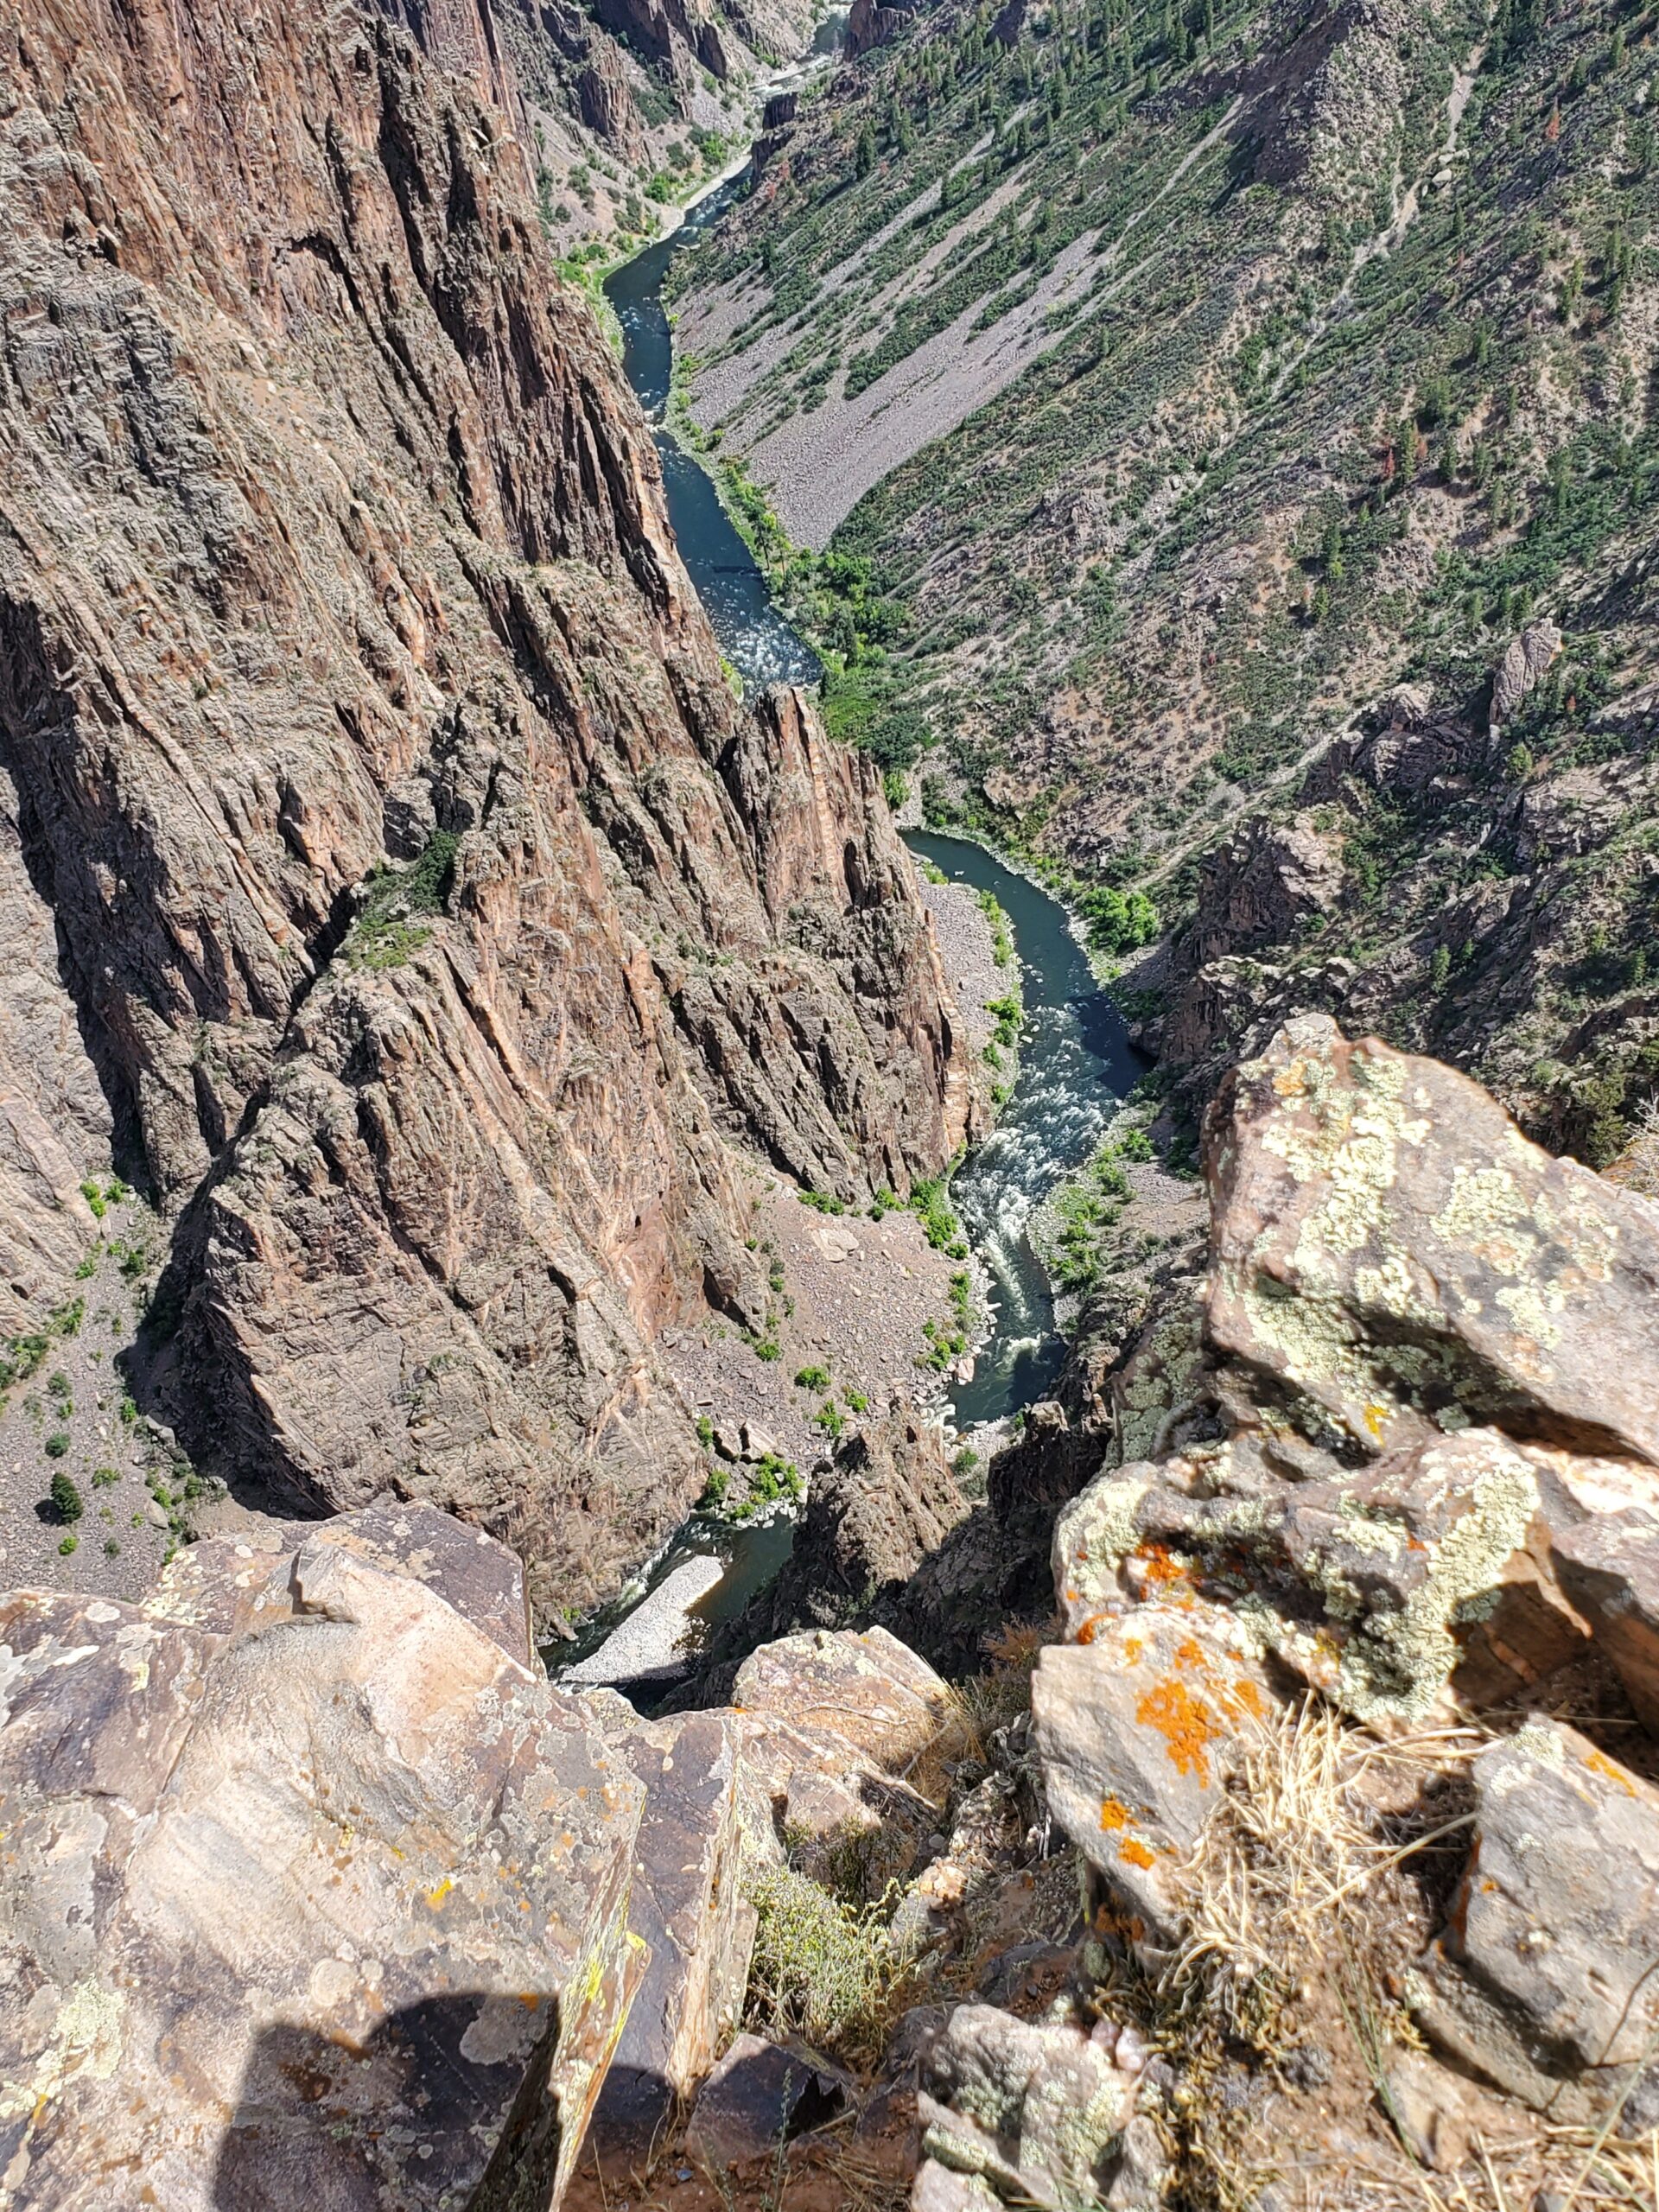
[[1554, 1509, 1659, 1732], [683, 2032, 849, 2171], [0, 1517, 645, 2210], [917, 2003, 1136, 2211], [732, 1625, 952, 1851], [1056, 1429, 1592, 1724], [1031, 1601, 1274, 1952], [1414, 1722, 1659, 2121], [582, 1707, 766, 2162], [148, 1495, 537, 1665], [1206, 1017, 1659, 1465]]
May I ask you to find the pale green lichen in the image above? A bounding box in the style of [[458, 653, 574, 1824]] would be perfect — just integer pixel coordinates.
[[1055, 1472, 1152, 1610], [1225, 1443, 1542, 1723], [1431, 1165, 1529, 1252], [1330, 1446, 1541, 1722], [1113, 1300, 1205, 1465], [1493, 1277, 1565, 1355]]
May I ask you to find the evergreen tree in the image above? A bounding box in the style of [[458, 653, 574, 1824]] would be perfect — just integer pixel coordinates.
[[855, 121, 876, 177]]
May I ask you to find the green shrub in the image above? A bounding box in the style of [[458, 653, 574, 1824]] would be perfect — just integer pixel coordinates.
[[746, 1865, 903, 2065], [794, 1364, 831, 1391], [49, 1467, 83, 1521], [346, 831, 459, 971], [909, 1175, 968, 1257], [798, 1190, 846, 1216], [45, 1432, 71, 1460]]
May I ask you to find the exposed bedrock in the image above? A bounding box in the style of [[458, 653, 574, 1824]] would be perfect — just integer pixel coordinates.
[[0, 0, 967, 1618]]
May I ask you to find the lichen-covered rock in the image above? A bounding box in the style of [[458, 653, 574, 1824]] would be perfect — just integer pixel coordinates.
[[1413, 1722, 1659, 2122], [731, 1624, 953, 1849], [1031, 1601, 1274, 1952], [917, 2003, 1136, 2212], [0, 1521, 645, 2209], [1055, 1429, 1592, 1723], [1207, 1016, 1659, 1465]]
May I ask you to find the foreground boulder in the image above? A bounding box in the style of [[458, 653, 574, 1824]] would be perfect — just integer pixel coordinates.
[[916, 2002, 1141, 2210], [1414, 1722, 1659, 2123], [1055, 1427, 1594, 1724], [578, 1702, 767, 2163], [731, 1624, 954, 1863], [0, 1509, 643, 2209], [1032, 1599, 1274, 1954]]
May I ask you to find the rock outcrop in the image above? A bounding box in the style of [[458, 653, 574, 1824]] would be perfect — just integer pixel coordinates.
[[1020, 1017, 1659, 2150], [0, 0, 967, 1619], [0, 1506, 645, 2209]]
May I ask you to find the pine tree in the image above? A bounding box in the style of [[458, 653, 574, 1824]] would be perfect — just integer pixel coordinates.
[[855, 122, 875, 177]]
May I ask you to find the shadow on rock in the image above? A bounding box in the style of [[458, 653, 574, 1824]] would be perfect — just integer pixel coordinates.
[[212, 1993, 568, 2212]]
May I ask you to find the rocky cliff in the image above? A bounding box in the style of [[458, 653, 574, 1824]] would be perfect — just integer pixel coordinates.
[[0, 0, 967, 1618], [16, 1024, 1659, 2212]]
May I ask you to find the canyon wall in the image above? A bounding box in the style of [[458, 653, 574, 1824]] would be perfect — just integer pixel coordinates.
[[0, 0, 966, 1617]]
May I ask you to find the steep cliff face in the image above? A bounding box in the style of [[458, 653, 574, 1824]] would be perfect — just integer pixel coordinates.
[[0, 0, 966, 1616], [493, 0, 824, 265]]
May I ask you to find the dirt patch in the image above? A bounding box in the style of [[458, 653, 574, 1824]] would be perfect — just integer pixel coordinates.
[[662, 1166, 965, 1481], [0, 1192, 304, 1599]]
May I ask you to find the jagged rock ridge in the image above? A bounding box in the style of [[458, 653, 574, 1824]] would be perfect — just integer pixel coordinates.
[[0, 0, 968, 1618]]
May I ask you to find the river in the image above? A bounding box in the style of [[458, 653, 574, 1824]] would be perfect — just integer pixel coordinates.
[[906, 833, 1144, 1427], [605, 181, 818, 689], [550, 149, 1140, 1691]]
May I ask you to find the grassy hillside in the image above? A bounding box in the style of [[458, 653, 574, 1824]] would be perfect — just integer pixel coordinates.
[[671, 0, 1659, 1151]]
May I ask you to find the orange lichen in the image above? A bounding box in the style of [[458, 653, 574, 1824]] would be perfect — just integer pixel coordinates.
[[1173, 1637, 1207, 1673], [1136, 1677, 1217, 1782], [1076, 1612, 1111, 1646], [1135, 1543, 1190, 1590], [1122, 1636, 1144, 1666], [1100, 1796, 1131, 1832], [1586, 1747, 1637, 1797], [1119, 1838, 1157, 1871], [1228, 1676, 1266, 1719]]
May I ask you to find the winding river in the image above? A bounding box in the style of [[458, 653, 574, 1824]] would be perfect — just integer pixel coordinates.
[[551, 156, 1141, 1688]]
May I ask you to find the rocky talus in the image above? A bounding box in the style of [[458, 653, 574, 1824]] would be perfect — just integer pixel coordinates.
[[0, 0, 969, 1619], [15, 1021, 1659, 2209]]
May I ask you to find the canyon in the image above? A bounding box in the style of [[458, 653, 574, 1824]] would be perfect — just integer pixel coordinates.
[[6, 0, 1659, 2208]]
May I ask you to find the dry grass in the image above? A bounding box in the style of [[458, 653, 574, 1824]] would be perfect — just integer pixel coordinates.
[[1166, 1699, 1486, 2051], [1077, 1698, 1504, 2210], [1071, 1696, 1659, 2210]]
